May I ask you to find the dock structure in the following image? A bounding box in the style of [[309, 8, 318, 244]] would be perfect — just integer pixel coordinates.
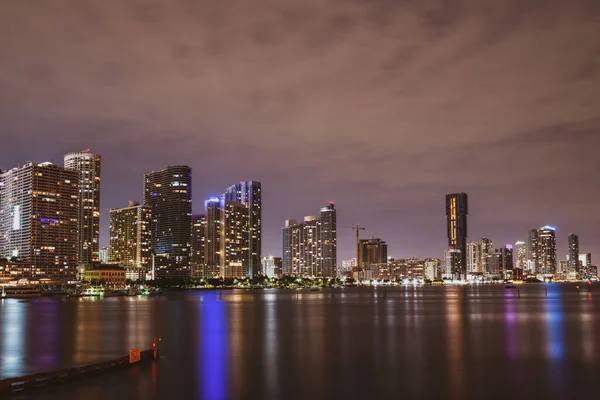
[[0, 348, 158, 395]]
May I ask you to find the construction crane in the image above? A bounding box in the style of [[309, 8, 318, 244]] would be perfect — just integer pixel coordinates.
[[343, 224, 366, 268]]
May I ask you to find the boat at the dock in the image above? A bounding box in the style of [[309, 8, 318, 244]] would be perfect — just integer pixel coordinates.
[[1, 285, 42, 299]]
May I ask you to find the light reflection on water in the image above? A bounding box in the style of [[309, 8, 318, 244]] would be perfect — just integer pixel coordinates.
[[1, 285, 600, 399]]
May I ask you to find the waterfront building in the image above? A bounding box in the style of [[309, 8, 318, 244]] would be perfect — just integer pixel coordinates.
[[537, 226, 557, 275], [527, 229, 539, 273], [467, 241, 481, 274], [358, 238, 388, 270], [568, 233, 580, 273], [83, 265, 126, 286], [445, 193, 468, 279], [273, 257, 283, 277], [0, 162, 79, 277], [579, 253, 592, 278], [108, 201, 152, 282], [320, 203, 337, 277], [261, 256, 277, 278], [220, 200, 249, 278], [143, 166, 192, 280], [424, 258, 441, 281], [204, 198, 222, 277], [223, 181, 261, 278], [579, 253, 592, 270], [64, 150, 101, 270], [282, 203, 337, 277], [515, 241, 527, 271], [443, 248, 461, 278], [191, 214, 207, 279], [558, 259, 569, 275]]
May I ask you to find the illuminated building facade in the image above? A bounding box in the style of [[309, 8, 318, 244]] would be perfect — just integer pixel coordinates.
[[467, 241, 481, 274], [282, 203, 337, 277], [143, 166, 192, 279], [191, 213, 207, 279], [204, 198, 222, 277], [108, 201, 152, 281], [568, 233, 579, 273], [320, 202, 337, 277], [64, 150, 101, 270], [515, 241, 527, 272], [0, 162, 79, 277], [445, 193, 468, 279], [223, 181, 261, 278], [527, 229, 539, 272], [537, 226, 557, 275], [220, 200, 249, 278]]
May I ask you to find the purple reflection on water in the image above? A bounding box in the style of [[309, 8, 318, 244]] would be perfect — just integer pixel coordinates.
[[33, 299, 59, 370], [200, 293, 227, 400], [504, 291, 518, 359]]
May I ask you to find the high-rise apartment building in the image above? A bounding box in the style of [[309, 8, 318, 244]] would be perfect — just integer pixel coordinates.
[[358, 238, 388, 270], [282, 203, 337, 277], [515, 241, 527, 271], [191, 214, 207, 279], [0, 162, 79, 277], [480, 238, 493, 273], [527, 229, 539, 273], [568, 233, 579, 273], [108, 201, 152, 281], [537, 226, 557, 275], [467, 241, 481, 274], [220, 200, 249, 278], [143, 166, 192, 279], [64, 150, 101, 269], [223, 181, 261, 278], [446, 193, 468, 279], [320, 202, 337, 277], [204, 198, 222, 276]]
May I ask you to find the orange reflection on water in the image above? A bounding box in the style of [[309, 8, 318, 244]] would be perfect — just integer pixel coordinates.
[[446, 289, 465, 399]]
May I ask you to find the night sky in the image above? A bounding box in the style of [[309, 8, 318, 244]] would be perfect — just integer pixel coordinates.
[[1, 0, 599, 262]]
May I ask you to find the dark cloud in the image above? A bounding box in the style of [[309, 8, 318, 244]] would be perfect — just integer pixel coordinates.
[[0, 0, 599, 261]]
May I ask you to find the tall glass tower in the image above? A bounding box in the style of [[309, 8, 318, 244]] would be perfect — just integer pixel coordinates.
[[144, 166, 192, 279], [64, 150, 101, 270], [223, 181, 261, 278], [445, 193, 468, 280]]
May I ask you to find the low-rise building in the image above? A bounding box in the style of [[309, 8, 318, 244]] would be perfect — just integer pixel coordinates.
[[84, 265, 126, 286]]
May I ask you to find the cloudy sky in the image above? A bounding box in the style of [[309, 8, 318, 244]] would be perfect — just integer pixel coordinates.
[[1, 0, 599, 261]]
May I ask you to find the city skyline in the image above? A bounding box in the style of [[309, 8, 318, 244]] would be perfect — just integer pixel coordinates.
[[0, 153, 596, 264], [1, 1, 599, 262]]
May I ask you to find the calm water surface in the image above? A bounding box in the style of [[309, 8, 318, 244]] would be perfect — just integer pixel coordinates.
[[1, 284, 599, 399]]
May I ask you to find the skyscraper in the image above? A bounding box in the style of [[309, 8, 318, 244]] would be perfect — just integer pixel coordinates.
[[320, 202, 337, 277], [467, 241, 481, 274], [527, 229, 539, 273], [537, 226, 557, 275], [64, 150, 101, 269], [191, 214, 207, 279], [204, 198, 222, 276], [446, 193, 468, 279], [0, 162, 79, 277], [220, 200, 249, 278], [515, 241, 527, 271], [108, 201, 152, 281], [223, 181, 261, 278], [480, 238, 493, 273], [282, 203, 337, 277], [143, 166, 192, 279], [568, 233, 579, 273]]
